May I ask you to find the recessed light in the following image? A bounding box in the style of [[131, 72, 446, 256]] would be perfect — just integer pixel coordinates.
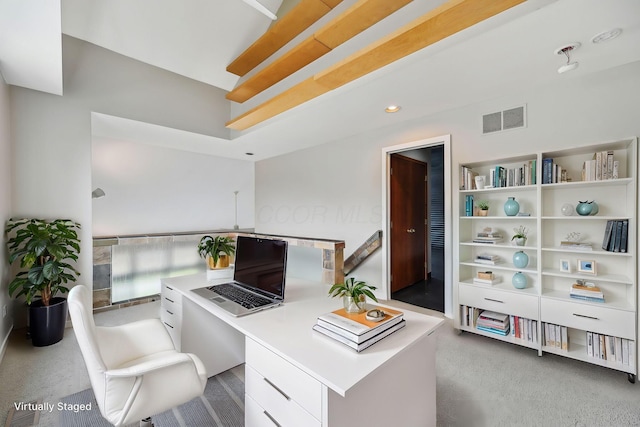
[[591, 28, 622, 44], [385, 105, 401, 113]]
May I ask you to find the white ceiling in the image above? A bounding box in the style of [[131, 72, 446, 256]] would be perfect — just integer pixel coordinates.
[[3, 0, 640, 161]]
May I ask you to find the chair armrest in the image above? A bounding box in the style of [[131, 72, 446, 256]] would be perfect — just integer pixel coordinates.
[[106, 352, 194, 378]]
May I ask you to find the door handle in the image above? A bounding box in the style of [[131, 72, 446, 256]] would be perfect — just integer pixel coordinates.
[[406, 228, 416, 233]]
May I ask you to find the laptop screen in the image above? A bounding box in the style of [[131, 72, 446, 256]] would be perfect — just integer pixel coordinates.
[[233, 236, 288, 299]]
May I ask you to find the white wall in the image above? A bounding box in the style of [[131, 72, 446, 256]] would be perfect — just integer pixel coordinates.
[[92, 136, 254, 236], [10, 35, 235, 300], [255, 61, 640, 310], [0, 75, 13, 360]]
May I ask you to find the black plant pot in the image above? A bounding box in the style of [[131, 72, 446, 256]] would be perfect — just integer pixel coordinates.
[[28, 297, 68, 347]]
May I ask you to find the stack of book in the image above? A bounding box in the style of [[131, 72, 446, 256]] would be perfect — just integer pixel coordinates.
[[602, 219, 629, 253], [474, 253, 501, 265], [559, 240, 592, 251], [476, 310, 510, 336], [570, 283, 605, 303], [473, 229, 503, 244], [313, 306, 405, 352], [472, 271, 502, 286]]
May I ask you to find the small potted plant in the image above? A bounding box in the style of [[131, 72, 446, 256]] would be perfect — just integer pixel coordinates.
[[476, 200, 490, 216], [5, 218, 81, 346], [197, 235, 236, 269], [511, 225, 529, 246], [328, 277, 378, 313]]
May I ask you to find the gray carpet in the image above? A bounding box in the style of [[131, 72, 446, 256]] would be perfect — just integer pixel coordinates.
[[58, 369, 244, 427]]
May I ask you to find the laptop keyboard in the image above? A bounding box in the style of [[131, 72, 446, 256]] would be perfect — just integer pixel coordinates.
[[210, 283, 273, 309]]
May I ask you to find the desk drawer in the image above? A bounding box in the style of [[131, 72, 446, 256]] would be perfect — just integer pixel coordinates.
[[541, 298, 635, 339], [161, 284, 181, 310], [246, 365, 320, 427], [459, 283, 538, 319], [246, 338, 322, 420]]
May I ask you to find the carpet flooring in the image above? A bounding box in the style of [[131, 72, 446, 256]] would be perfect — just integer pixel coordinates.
[[58, 367, 244, 427]]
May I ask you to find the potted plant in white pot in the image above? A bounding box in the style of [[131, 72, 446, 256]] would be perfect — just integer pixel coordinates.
[[5, 218, 81, 347], [328, 277, 378, 313], [197, 235, 236, 269]]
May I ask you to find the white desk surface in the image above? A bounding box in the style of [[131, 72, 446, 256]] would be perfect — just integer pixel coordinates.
[[163, 273, 445, 397]]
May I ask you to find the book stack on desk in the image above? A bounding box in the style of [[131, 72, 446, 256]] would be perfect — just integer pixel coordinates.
[[313, 306, 405, 352]]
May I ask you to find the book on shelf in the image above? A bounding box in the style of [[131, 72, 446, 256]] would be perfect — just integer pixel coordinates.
[[472, 277, 502, 286], [559, 241, 592, 251], [570, 294, 605, 303], [316, 306, 404, 344], [474, 252, 501, 264], [571, 283, 603, 295], [473, 238, 503, 244], [602, 219, 628, 253], [475, 310, 510, 336], [312, 320, 406, 352]]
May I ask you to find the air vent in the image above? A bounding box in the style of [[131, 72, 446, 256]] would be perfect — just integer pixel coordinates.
[[482, 105, 526, 134]]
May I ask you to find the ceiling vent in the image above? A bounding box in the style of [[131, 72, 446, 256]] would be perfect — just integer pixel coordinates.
[[482, 105, 526, 134]]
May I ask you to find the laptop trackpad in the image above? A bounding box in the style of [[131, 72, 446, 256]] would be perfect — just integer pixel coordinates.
[[211, 296, 226, 303]]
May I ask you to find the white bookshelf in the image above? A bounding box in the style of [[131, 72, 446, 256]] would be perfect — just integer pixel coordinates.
[[455, 138, 638, 383]]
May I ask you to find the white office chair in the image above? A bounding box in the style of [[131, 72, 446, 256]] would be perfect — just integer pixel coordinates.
[[68, 285, 207, 427]]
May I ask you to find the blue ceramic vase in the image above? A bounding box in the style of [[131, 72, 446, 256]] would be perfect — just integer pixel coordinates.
[[589, 201, 599, 216], [576, 201, 593, 216], [504, 197, 520, 216], [512, 251, 529, 268], [512, 272, 527, 289]]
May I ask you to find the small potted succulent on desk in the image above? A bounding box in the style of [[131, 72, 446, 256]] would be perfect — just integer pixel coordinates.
[[198, 235, 236, 269], [5, 218, 81, 347], [328, 277, 378, 313]]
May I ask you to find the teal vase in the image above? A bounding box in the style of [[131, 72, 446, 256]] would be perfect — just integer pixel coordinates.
[[576, 201, 592, 216], [512, 272, 527, 289], [589, 201, 599, 216], [504, 197, 520, 216], [512, 251, 529, 268]]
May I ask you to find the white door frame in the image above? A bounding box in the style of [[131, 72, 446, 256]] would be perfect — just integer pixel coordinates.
[[381, 135, 453, 317]]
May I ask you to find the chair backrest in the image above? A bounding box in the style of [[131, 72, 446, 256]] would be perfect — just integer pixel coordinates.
[[68, 285, 108, 401]]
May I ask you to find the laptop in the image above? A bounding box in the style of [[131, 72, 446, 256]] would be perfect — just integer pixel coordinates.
[[191, 236, 288, 316]]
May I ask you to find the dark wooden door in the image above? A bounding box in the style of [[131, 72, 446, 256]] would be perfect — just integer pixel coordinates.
[[390, 154, 427, 293]]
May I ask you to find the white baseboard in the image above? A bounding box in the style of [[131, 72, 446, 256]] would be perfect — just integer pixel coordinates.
[[0, 322, 13, 366]]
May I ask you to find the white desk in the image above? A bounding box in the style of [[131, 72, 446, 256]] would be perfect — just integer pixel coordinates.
[[161, 274, 444, 427]]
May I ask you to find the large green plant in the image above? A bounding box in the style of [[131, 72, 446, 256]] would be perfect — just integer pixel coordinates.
[[6, 218, 81, 306], [197, 235, 236, 266]]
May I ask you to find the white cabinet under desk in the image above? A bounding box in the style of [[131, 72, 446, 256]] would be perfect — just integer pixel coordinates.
[[160, 273, 445, 427]]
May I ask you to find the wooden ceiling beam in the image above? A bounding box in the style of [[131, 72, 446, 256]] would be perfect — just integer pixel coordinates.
[[226, 0, 525, 131], [227, 0, 412, 103], [226, 0, 340, 77], [315, 0, 525, 90]]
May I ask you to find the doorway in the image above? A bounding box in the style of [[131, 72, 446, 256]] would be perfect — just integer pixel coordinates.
[[382, 136, 451, 316]]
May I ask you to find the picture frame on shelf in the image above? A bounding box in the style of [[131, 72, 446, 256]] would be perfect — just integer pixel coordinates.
[[559, 259, 571, 273], [577, 259, 597, 275]]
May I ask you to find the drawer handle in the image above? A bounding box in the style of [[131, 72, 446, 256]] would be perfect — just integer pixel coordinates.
[[166, 310, 174, 315], [573, 313, 599, 321], [166, 286, 174, 290], [164, 297, 175, 303], [263, 378, 291, 401], [163, 322, 174, 329], [484, 298, 504, 304], [263, 410, 282, 427]]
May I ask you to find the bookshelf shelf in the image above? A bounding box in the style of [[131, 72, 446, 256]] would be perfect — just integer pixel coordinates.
[[456, 137, 638, 381]]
